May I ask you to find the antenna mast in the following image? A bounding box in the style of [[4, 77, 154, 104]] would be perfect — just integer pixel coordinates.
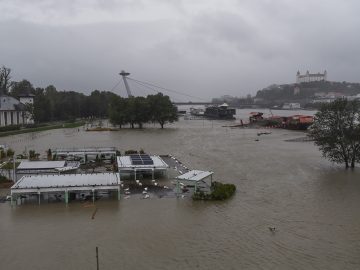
[[119, 70, 133, 97]]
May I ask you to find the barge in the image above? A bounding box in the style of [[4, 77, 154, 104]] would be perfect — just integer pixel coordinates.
[[204, 103, 236, 120], [248, 112, 313, 130]]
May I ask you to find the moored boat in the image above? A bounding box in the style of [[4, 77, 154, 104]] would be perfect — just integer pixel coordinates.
[[204, 103, 236, 120]]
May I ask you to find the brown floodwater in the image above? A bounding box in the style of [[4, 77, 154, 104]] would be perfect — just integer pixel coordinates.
[[0, 109, 360, 270]]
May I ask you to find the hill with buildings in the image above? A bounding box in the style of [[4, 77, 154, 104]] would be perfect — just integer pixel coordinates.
[[254, 81, 360, 107]]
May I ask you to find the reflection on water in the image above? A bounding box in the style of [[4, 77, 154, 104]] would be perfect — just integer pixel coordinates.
[[0, 110, 359, 270]]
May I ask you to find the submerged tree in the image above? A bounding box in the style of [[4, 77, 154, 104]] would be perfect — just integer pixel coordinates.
[[109, 96, 128, 128], [148, 93, 178, 128], [309, 98, 360, 168], [108, 93, 178, 129]]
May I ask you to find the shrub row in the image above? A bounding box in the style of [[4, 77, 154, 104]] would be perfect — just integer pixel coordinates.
[[193, 181, 236, 201]]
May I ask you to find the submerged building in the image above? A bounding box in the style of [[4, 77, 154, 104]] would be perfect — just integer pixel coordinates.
[[117, 154, 169, 180]]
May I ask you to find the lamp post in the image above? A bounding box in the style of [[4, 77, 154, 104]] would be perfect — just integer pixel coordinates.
[[12, 153, 16, 183]]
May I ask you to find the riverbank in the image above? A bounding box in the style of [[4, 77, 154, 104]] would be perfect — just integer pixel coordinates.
[[0, 121, 85, 137], [86, 127, 119, 132]]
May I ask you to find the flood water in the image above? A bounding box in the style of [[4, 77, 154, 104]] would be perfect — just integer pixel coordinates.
[[1, 109, 360, 270]]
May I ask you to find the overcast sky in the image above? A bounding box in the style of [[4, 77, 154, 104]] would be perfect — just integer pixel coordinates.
[[1, 0, 360, 101]]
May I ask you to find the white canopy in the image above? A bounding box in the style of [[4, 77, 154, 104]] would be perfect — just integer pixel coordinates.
[[11, 173, 119, 193], [176, 170, 213, 182], [117, 155, 169, 170], [17, 161, 66, 170]]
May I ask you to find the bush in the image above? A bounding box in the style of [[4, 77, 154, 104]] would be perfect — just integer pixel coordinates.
[[210, 182, 236, 200], [125, 150, 138, 155], [6, 148, 14, 157], [0, 125, 20, 132], [0, 175, 9, 182], [23, 123, 48, 128], [193, 181, 236, 201]]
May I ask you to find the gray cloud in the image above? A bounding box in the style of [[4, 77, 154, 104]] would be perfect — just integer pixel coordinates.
[[1, 0, 360, 100]]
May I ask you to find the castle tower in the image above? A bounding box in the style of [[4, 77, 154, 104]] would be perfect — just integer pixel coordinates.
[[296, 71, 300, 83]]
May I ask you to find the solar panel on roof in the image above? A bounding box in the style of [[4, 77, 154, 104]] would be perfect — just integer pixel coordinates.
[[132, 161, 143, 165], [129, 154, 154, 165], [144, 159, 154, 165]]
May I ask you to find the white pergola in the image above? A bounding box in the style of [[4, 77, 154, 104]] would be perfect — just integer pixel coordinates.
[[16, 160, 80, 173], [117, 155, 169, 181], [11, 173, 120, 205], [52, 147, 118, 164], [175, 170, 214, 193]]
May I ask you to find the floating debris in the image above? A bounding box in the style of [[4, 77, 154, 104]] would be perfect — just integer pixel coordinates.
[[268, 227, 276, 233], [91, 208, 98, 219]]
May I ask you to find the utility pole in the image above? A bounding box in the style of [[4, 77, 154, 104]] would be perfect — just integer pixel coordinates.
[[119, 70, 133, 98], [13, 153, 16, 183], [96, 246, 99, 270]]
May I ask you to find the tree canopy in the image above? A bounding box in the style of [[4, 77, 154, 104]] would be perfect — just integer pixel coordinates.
[[0, 66, 12, 95], [147, 93, 178, 128], [109, 93, 178, 129], [309, 98, 360, 168]]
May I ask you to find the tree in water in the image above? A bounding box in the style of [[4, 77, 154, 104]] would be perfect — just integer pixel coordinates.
[[147, 93, 178, 128], [309, 98, 360, 168], [109, 96, 129, 128]]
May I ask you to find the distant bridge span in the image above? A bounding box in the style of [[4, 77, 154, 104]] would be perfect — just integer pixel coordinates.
[[173, 102, 257, 107], [172, 102, 216, 105]]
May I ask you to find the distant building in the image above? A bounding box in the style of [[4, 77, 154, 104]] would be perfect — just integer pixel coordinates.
[[294, 86, 301, 95], [347, 94, 360, 101], [296, 70, 327, 83], [282, 103, 301, 109], [0, 94, 34, 127], [312, 92, 347, 104], [18, 93, 35, 105], [254, 97, 264, 104]]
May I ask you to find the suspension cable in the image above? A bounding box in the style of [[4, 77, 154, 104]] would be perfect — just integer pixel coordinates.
[[127, 77, 205, 101]]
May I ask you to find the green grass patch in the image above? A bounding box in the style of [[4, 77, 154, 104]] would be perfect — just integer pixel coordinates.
[[0, 121, 85, 137]]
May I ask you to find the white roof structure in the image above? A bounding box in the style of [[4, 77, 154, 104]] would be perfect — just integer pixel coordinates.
[[117, 155, 169, 171], [54, 147, 117, 154], [0, 95, 26, 111], [176, 170, 213, 182], [54, 166, 79, 172], [17, 161, 66, 170], [11, 173, 119, 193]]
